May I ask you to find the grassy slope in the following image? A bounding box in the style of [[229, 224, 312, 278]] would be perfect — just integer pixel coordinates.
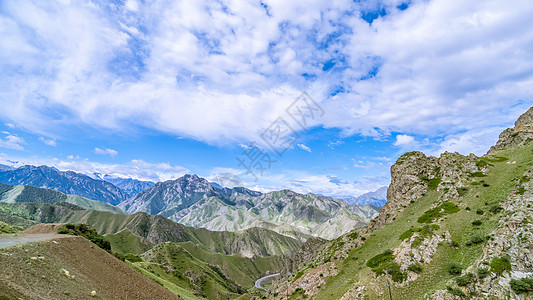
[[136, 242, 245, 299], [0, 220, 21, 233], [106, 229, 284, 289], [105, 228, 154, 255], [314, 144, 533, 299], [178, 241, 284, 287], [0, 182, 125, 214]]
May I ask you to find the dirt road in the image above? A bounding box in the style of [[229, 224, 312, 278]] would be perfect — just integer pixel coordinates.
[[0, 233, 68, 248]]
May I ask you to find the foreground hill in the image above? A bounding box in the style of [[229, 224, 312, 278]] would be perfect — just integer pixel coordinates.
[[0, 182, 124, 214], [0, 229, 178, 299], [0, 165, 128, 205], [0, 202, 302, 258], [265, 107, 533, 299], [119, 175, 379, 240]]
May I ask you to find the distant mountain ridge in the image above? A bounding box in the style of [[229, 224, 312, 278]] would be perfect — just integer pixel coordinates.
[[119, 174, 380, 240], [100, 175, 154, 197], [0, 182, 124, 214], [344, 186, 388, 207], [0, 165, 128, 205]]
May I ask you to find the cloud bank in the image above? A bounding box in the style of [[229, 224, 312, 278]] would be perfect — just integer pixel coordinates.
[[0, 0, 531, 153]]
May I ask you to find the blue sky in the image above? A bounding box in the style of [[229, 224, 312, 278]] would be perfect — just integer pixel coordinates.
[[0, 0, 532, 198]]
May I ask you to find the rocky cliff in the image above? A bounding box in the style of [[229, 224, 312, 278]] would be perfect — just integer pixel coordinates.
[[488, 107, 533, 154]]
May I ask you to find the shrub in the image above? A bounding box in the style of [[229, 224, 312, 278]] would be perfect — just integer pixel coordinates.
[[490, 256, 511, 275], [472, 220, 482, 226], [447, 262, 462, 275], [510, 278, 533, 294], [455, 273, 474, 286], [407, 264, 422, 273], [367, 250, 394, 268], [466, 233, 485, 246], [458, 187, 469, 196], [489, 204, 503, 214], [386, 263, 406, 283], [450, 240, 460, 248], [518, 187, 527, 195], [418, 202, 460, 223], [470, 171, 487, 177], [428, 177, 442, 190], [476, 268, 489, 279], [57, 223, 111, 252], [447, 286, 465, 296], [122, 253, 143, 262], [476, 209, 484, 215]]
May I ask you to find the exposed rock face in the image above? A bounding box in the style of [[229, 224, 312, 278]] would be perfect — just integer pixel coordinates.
[[431, 167, 533, 299], [269, 262, 338, 299], [370, 151, 484, 230], [488, 107, 533, 154]]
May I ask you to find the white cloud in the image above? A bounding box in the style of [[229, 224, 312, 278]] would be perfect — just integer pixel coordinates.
[[0, 133, 25, 150], [38, 137, 56, 146], [94, 147, 118, 157], [297, 143, 312, 153], [0, 0, 531, 154], [393, 134, 415, 146], [5, 123, 15, 129], [434, 126, 505, 156]]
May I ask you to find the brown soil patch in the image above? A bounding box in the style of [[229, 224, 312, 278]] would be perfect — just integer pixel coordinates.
[[0, 236, 179, 299], [20, 224, 63, 234]]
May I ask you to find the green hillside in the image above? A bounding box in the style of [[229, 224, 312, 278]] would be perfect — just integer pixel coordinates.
[[0, 182, 125, 214], [267, 129, 533, 299], [0, 202, 302, 258]]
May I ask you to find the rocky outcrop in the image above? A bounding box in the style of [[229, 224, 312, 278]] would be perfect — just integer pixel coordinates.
[[488, 107, 533, 154], [370, 151, 484, 230], [268, 262, 338, 299], [431, 167, 533, 299]]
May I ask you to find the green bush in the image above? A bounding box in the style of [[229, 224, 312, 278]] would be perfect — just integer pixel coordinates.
[[510, 278, 533, 294], [466, 233, 485, 246], [450, 240, 460, 248], [455, 273, 474, 286], [457, 187, 469, 196], [490, 256, 511, 275], [518, 187, 527, 195], [57, 223, 111, 252], [122, 253, 143, 262], [427, 177, 442, 190], [476, 209, 484, 215], [407, 264, 422, 273], [399, 224, 439, 241], [472, 220, 482, 226], [418, 202, 460, 223], [367, 250, 394, 268], [476, 268, 489, 279], [470, 171, 487, 177], [447, 286, 465, 296], [447, 262, 462, 275], [489, 205, 503, 214], [386, 263, 406, 283]]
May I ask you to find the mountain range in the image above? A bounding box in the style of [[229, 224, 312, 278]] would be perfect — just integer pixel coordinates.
[[344, 186, 388, 206], [118, 175, 380, 239], [0, 165, 128, 205]]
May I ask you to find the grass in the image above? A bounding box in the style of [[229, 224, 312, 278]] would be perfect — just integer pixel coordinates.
[[313, 143, 533, 299]]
